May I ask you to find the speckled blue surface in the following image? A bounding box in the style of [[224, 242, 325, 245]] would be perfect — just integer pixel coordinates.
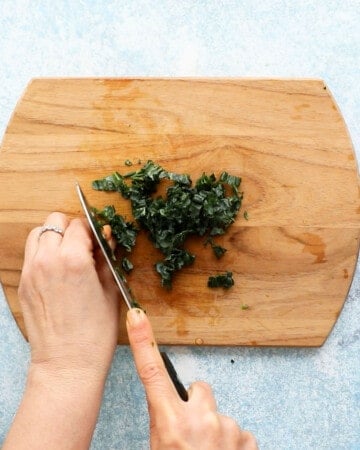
[[0, 1, 359, 449]]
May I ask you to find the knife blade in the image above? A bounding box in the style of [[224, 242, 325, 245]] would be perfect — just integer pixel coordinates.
[[75, 182, 188, 401]]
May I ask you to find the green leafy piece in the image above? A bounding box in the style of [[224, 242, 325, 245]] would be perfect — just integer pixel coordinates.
[[125, 159, 133, 166], [207, 271, 234, 289], [205, 237, 227, 259], [93, 205, 138, 252], [121, 257, 134, 273], [244, 210, 249, 220], [92, 172, 130, 198], [212, 245, 227, 259], [155, 249, 195, 288], [93, 160, 242, 288], [219, 171, 241, 193]]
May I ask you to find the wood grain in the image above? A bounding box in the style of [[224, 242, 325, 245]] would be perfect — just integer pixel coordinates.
[[0, 78, 359, 346]]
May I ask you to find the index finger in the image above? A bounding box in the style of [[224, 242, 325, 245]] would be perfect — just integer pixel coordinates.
[[126, 308, 181, 410]]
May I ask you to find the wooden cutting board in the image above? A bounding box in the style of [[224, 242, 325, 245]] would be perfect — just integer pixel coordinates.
[[0, 78, 359, 346]]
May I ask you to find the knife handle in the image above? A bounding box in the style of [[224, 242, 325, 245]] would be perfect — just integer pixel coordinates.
[[160, 351, 189, 402]]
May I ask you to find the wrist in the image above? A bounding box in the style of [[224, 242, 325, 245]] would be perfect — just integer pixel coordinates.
[[3, 356, 107, 450], [27, 359, 108, 398], [29, 341, 115, 386]]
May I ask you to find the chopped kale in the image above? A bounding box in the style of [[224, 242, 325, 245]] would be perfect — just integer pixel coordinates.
[[121, 257, 134, 273], [92, 172, 130, 198], [155, 249, 195, 288], [92, 205, 138, 252], [212, 244, 227, 259], [92, 160, 242, 288], [207, 272, 234, 289], [205, 237, 227, 259]]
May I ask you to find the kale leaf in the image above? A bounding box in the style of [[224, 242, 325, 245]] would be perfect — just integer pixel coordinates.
[[207, 272, 234, 289], [92, 160, 242, 288], [92, 205, 138, 252]]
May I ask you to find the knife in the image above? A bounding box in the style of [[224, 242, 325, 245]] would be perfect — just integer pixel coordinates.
[[76, 182, 188, 401]]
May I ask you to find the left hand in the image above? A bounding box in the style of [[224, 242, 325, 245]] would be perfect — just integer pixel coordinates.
[[18, 212, 121, 382]]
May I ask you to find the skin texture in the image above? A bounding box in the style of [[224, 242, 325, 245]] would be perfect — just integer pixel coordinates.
[[127, 308, 258, 450], [3, 212, 258, 450], [3, 213, 121, 450]]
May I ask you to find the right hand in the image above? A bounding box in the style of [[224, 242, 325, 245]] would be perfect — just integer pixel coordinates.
[[126, 308, 258, 450]]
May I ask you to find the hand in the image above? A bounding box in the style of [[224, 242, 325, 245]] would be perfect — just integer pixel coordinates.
[[126, 308, 258, 450], [4, 212, 121, 449], [18, 212, 121, 382]]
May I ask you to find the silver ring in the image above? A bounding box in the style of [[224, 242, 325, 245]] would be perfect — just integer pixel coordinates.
[[38, 225, 64, 240]]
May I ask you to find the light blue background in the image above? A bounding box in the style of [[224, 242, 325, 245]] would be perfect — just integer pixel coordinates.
[[0, 1, 359, 449]]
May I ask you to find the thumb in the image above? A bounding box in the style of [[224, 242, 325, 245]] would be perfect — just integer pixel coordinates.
[[126, 308, 179, 408]]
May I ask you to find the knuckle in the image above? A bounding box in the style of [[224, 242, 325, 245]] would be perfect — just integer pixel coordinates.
[[32, 250, 55, 274], [45, 211, 67, 224], [71, 218, 89, 236], [70, 217, 83, 228], [195, 380, 213, 393], [138, 361, 166, 385], [202, 411, 221, 432], [158, 435, 184, 449], [240, 430, 258, 447], [59, 247, 91, 273], [151, 418, 189, 449], [29, 226, 41, 240], [221, 415, 240, 433], [130, 323, 150, 346], [190, 380, 214, 398]]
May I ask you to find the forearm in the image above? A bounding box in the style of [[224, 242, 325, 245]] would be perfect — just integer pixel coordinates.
[[3, 365, 106, 450]]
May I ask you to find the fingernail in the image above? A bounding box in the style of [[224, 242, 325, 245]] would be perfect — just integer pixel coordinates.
[[127, 308, 145, 327]]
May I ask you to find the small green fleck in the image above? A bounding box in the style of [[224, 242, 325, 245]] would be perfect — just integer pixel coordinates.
[[244, 211, 249, 220], [122, 257, 134, 273], [125, 159, 133, 166], [241, 304, 249, 310]]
